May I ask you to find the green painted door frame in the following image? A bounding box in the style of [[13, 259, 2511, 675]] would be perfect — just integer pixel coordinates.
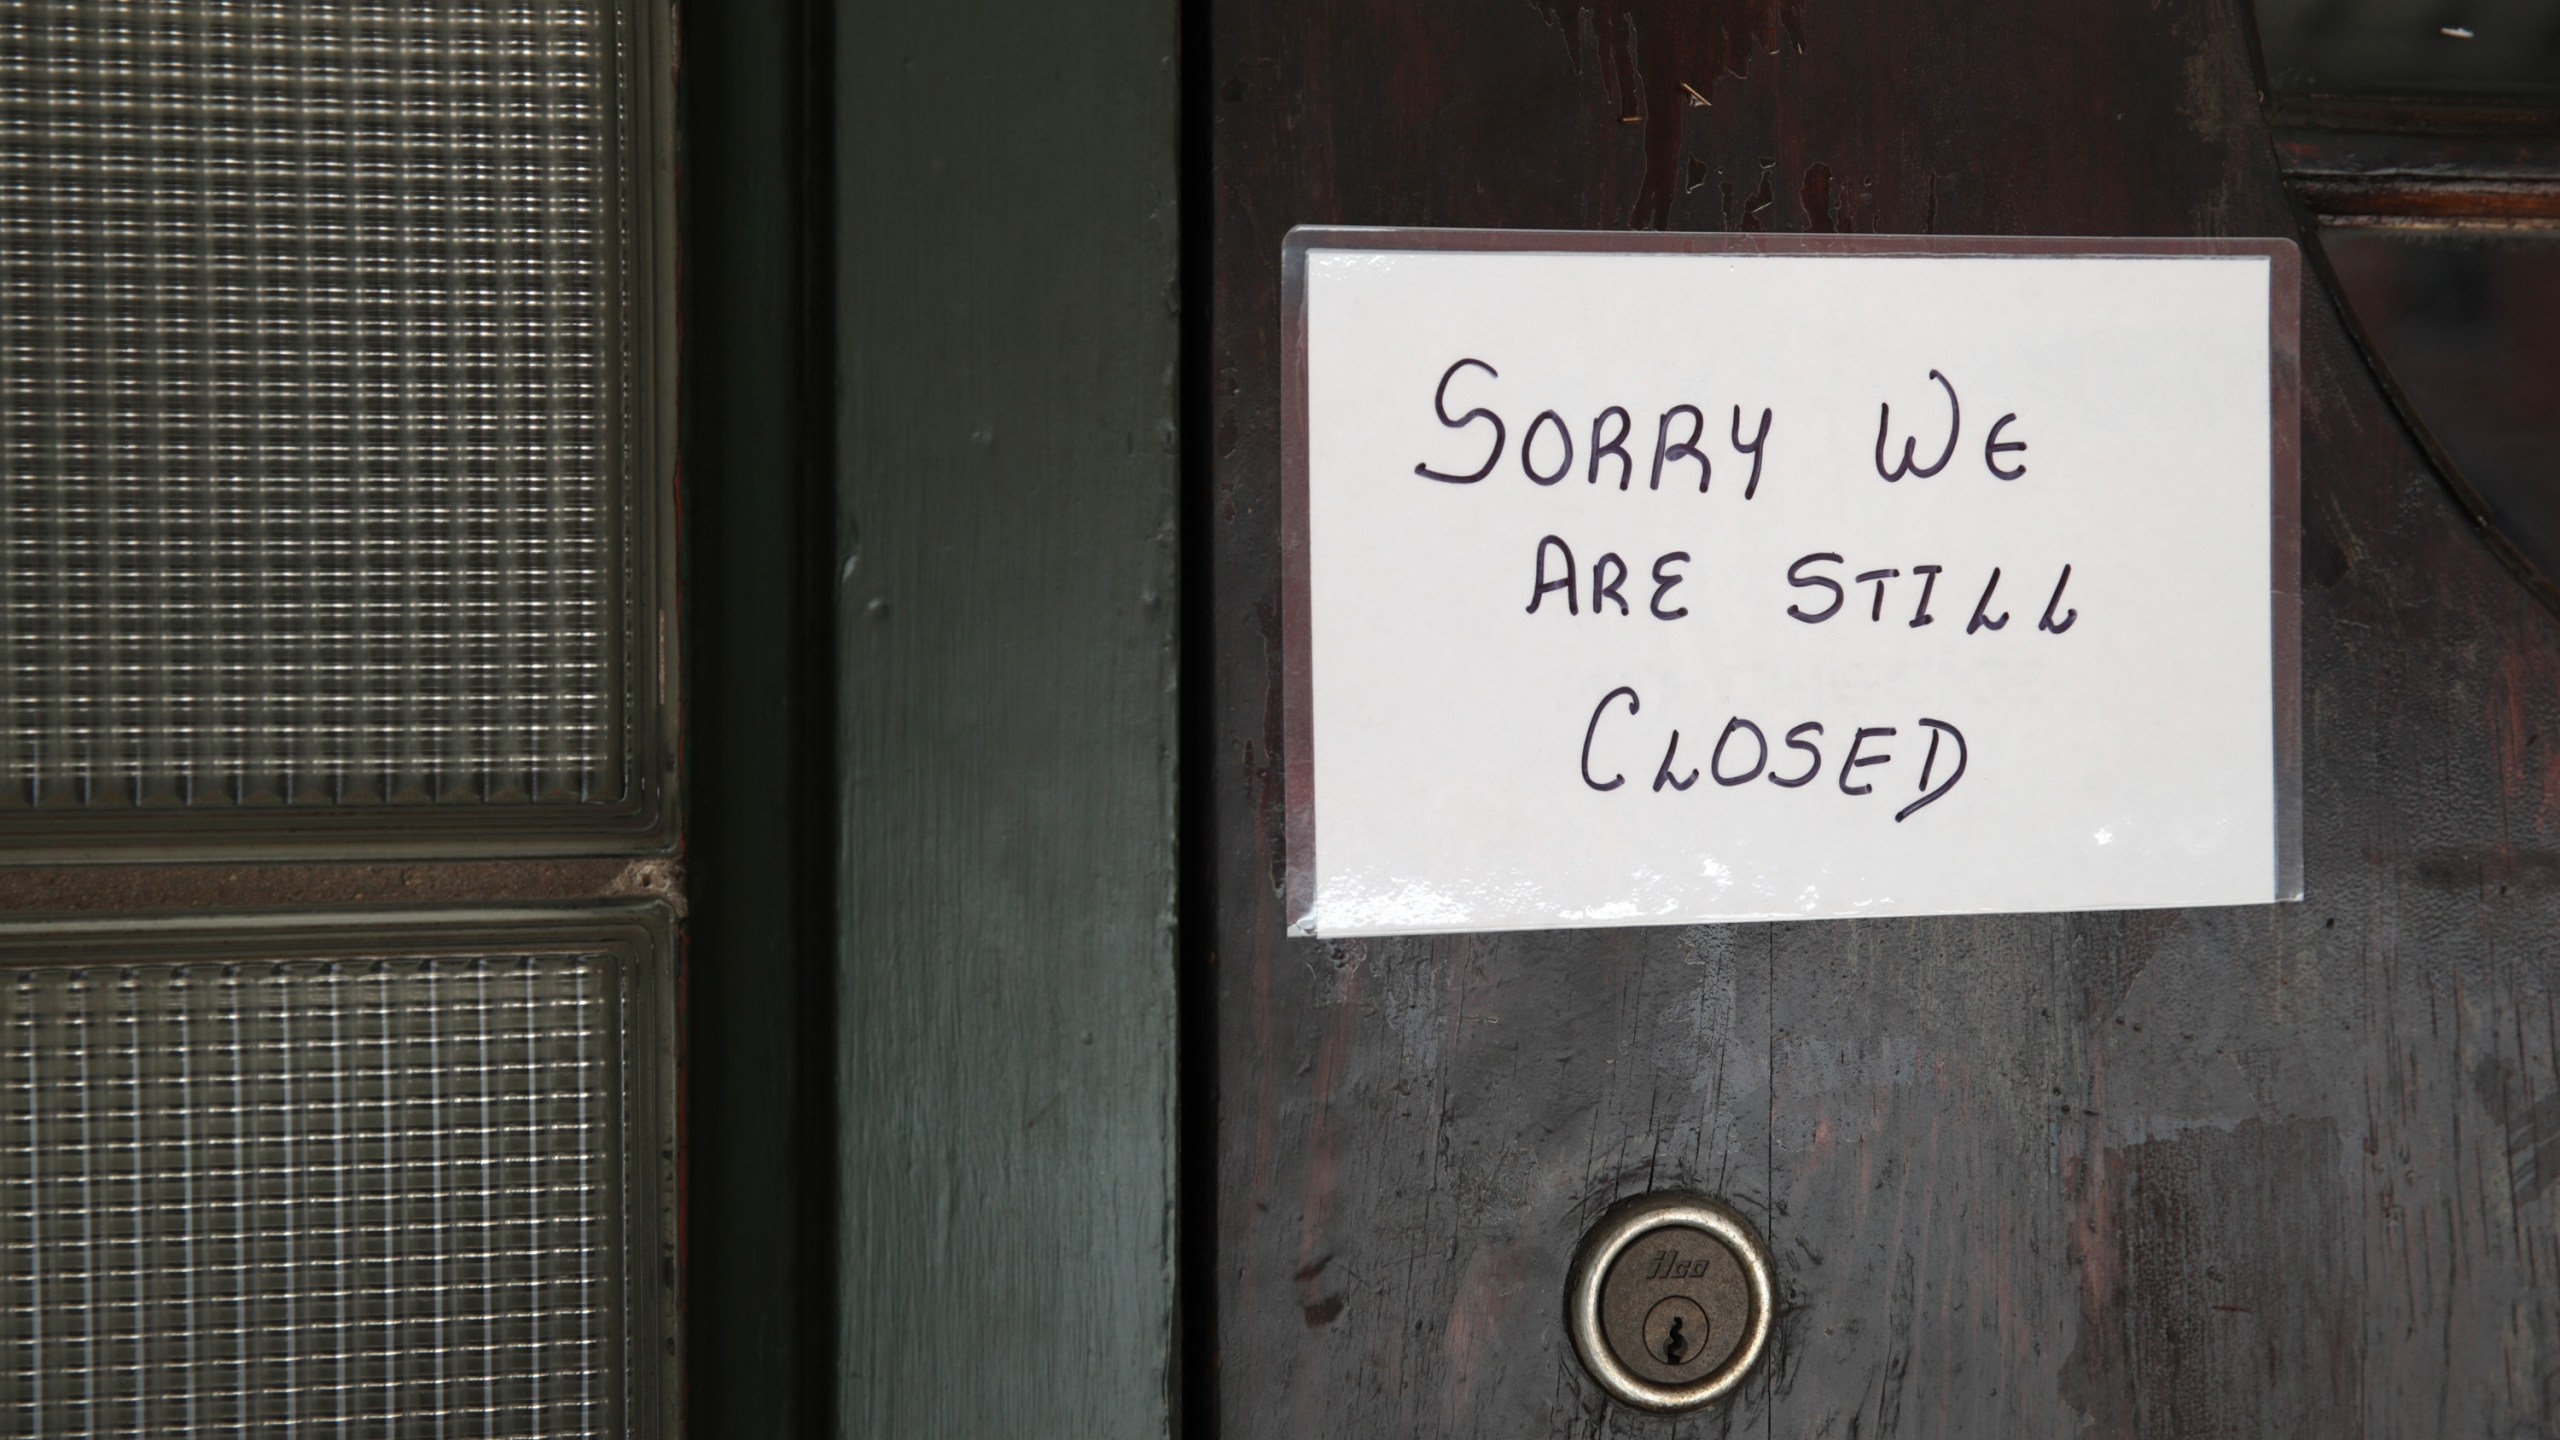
[[684, 1, 1183, 1435], [833, 0, 1182, 1432]]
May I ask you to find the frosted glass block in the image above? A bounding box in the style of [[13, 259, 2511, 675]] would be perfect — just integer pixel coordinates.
[[0, 926, 664, 1438], [0, 1, 664, 819]]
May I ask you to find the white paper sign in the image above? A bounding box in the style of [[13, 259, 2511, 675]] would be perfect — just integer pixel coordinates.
[[1282, 229, 2300, 938]]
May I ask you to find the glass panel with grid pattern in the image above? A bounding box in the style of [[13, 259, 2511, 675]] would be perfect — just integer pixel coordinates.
[[1, 947, 637, 1438], [0, 0, 641, 812]]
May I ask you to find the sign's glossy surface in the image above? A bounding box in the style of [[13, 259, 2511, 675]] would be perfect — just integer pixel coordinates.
[[1283, 229, 2300, 937]]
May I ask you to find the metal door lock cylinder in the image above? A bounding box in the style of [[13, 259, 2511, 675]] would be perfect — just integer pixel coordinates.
[[1565, 1192, 1774, 1412]]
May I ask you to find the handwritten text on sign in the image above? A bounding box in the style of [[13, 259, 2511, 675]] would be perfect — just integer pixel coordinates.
[[1286, 234, 2299, 937]]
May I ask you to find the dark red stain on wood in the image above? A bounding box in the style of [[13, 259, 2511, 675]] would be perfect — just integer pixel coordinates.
[[2065, 1120, 2360, 1435], [1523, 0, 1804, 228], [1797, 161, 1857, 232], [1207, 0, 2560, 1432]]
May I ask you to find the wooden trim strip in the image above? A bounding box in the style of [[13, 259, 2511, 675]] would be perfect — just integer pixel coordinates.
[[2289, 176, 2560, 224], [0, 856, 686, 916]]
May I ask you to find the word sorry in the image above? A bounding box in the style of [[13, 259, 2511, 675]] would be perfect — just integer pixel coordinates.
[[1412, 359, 1776, 495]]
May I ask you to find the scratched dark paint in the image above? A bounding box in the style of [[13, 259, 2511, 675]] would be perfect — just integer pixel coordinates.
[[834, 0, 1180, 1433], [1206, 0, 2560, 1433]]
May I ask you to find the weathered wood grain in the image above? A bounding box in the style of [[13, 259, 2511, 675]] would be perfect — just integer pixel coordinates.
[[1207, 0, 2560, 1434], [835, 0, 1181, 1433]]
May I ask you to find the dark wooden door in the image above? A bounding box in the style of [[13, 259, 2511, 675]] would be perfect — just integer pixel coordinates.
[[1203, 0, 2560, 1433]]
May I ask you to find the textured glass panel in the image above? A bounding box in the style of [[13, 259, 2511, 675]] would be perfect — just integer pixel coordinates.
[[1, 948, 635, 1438], [0, 1, 638, 810]]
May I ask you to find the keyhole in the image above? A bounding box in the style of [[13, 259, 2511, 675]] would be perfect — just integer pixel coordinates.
[[1640, 1294, 1710, 1371]]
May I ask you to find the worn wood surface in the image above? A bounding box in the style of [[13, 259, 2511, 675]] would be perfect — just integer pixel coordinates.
[[1206, 0, 2560, 1434], [835, 0, 1181, 1434]]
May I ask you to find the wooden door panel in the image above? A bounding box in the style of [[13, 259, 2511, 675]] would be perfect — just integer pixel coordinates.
[[1207, 0, 2560, 1433]]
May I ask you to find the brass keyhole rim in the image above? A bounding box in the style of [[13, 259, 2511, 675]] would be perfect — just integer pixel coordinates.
[[1564, 1193, 1775, 1413]]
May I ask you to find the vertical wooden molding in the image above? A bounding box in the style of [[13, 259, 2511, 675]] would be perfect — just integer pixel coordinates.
[[834, 0, 1181, 1433]]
